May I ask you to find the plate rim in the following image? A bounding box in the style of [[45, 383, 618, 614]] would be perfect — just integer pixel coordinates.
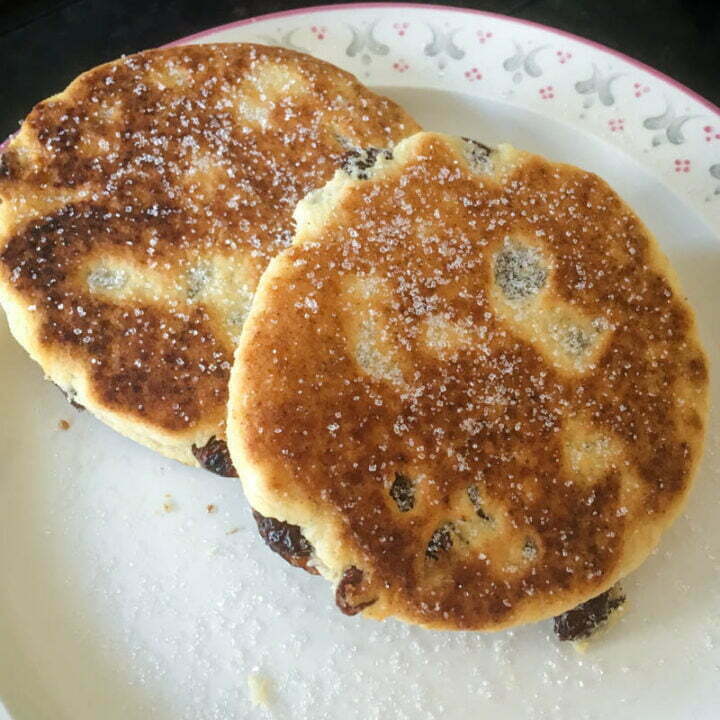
[[166, 1, 720, 117]]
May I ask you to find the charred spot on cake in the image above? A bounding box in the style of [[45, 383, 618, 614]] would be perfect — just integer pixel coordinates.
[[191, 436, 238, 477], [389, 472, 415, 512], [467, 484, 492, 522], [252, 510, 319, 575], [494, 240, 548, 301], [335, 566, 377, 616], [426, 522, 454, 559], [341, 146, 393, 181], [461, 137, 493, 174], [553, 584, 626, 641]]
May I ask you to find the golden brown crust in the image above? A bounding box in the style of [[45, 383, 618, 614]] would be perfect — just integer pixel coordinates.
[[0, 43, 420, 465], [228, 133, 708, 630]]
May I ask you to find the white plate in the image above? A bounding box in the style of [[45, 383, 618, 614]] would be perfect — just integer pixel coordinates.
[[1, 5, 719, 719]]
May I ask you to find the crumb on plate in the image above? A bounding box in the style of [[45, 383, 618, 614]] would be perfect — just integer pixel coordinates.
[[247, 671, 272, 708]]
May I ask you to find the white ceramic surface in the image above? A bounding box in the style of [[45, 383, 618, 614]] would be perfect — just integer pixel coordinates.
[[1, 5, 719, 719]]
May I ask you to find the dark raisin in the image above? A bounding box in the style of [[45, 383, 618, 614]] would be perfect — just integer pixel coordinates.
[[461, 137, 492, 155], [53, 382, 85, 411], [467, 485, 491, 521], [426, 523, 453, 559], [390, 472, 414, 512], [335, 566, 377, 615], [341, 146, 393, 181], [461, 137, 493, 172], [553, 585, 625, 641], [191, 436, 237, 477], [522, 538, 538, 560], [0, 150, 17, 180], [252, 510, 318, 575]]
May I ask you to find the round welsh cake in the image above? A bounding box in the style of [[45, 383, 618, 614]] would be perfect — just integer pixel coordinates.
[[227, 132, 709, 630], [0, 43, 420, 470]]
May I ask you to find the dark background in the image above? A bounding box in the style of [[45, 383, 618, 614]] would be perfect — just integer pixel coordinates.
[[0, 0, 718, 139]]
